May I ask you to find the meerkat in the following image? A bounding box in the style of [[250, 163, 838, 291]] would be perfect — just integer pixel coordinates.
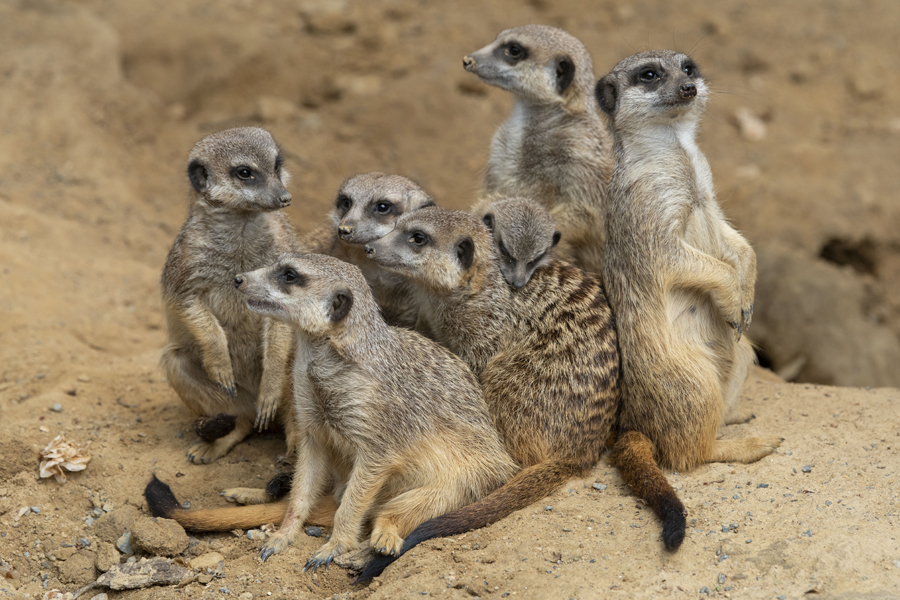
[[159, 127, 297, 464], [595, 51, 782, 492], [224, 253, 515, 569], [463, 25, 614, 275], [357, 206, 686, 581], [471, 195, 560, 289]]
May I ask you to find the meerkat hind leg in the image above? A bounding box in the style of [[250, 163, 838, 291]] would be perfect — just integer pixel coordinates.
[[708, 436, 783, 464], [369, 483, 460, 556], [188, 416, 253, 464]]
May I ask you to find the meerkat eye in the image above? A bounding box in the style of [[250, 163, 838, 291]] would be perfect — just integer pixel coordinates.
[[683, 63, 695, 77], [279, 266, 304, 286], [408, 231, 429, 246], [639, 68, 658, 82], [506, 43, 526, 60], [374, 201, 392, 214], [336, 194, 352, 212], [497, 240, 513, 263], [234, 167, 254, 180]]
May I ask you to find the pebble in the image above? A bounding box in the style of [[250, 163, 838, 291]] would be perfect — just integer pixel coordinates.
[[544, 506, 553, 511], [51, 404, 63, 412], [89, 594, 108, 600], [757, 483, 769, 488], [699, 586, 710, 595], [591, 483, 607, 491], [126, 556, 136, 563], [239, 594, 253, 600], [803, 530, 813, 537], [746, 539, 752, 544], [717, 573, 726, 584], [31, 506, 41, 514], [246, 530, 267, 541], [79, 538, 90, 547], [92, 508, 104, 517], [305, 526, 323, 538], [718, 554, 729, 563], [802, 465, 813, 473], [116, 532, 134, 555], [182, 501, 191, 510]]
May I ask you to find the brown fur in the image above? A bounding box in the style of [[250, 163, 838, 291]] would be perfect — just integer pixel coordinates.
[[232, 254, 516, 568], [359, 206, 636, 579], [596, 51, 781, 476], [159, 127, 296, 464], [463, 25, 614, 275]]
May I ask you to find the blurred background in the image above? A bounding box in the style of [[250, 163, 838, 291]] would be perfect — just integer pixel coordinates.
[[1, 0, 899, 391]]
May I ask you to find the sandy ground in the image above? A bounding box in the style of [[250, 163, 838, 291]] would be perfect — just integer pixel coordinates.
[[0, 0, 898, 598]]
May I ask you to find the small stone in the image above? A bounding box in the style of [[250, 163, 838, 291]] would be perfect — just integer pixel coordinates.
[[31, 506, 41, 514], [591, 483, 607, 491], [130, 517, 190, 556], [190, 552, 225, 572], [717, 573, 726, 584], [802, 465, 813, 473], [721, 526, 730, 533], [544, 506, 553, 511], [699, 586, 710, 595], [777, 596, 786, 600], [89, 594, 108, 600], [757, 483, 769, 488], [825, 501, 832, 506], [246, 530, 267, 541], [746, 539, 752, 544], [95, 542, 120, 572], [116, 532, 133, 556], [304, 526, 323, 538], [803, 530, 813, 537], [51, 404, 63, 412], [239, 593, 253, 600], [181, 501, 191, 510], [77, 375, 90, 383], [79, 538, 91, 548]]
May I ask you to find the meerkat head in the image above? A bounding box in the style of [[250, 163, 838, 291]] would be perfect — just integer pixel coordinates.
[[595, 50, 707, 128], [462, 25, 595, 109], [475, 196, 560, 289], [234, 253, 376, 339], [363, 207, 493, 293], [331, 172, 435, 245], [186, 127, 292, 212]]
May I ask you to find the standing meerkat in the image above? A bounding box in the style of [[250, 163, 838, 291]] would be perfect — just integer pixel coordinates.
[[160, 127, 296, 464], [358, 207, 685, 580], [595, 51, 782, 488], [463, 25, 614, 274], [471, 196, 560, 289], [230, 253, 517, 569]]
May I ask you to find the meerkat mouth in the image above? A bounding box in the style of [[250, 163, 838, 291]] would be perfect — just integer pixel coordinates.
[[246, 298, 282, 313]]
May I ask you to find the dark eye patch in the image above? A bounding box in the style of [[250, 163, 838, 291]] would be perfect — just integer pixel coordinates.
[[279, 266, 305, 286]]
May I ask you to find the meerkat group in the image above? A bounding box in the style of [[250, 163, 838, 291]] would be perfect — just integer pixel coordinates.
[[145, 24, 781, 580]]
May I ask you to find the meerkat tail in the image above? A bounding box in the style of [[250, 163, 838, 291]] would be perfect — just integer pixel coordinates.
[[143, 475, 336, 531], [357, 459, 585, 583], [610, 431, 686, 550]]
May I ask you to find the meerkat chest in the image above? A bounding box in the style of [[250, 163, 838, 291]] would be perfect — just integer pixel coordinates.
[[304, 345, 373, 438]]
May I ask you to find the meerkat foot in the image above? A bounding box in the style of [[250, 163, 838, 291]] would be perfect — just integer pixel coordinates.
[[370, 521, 404, 556], [187, 418, 252, 464], [723, 406, 756, 425], [221, 487, 271, 505], [259, 531, 293, 562], [709, 436, 783, 464], [304, 538, 356, 572], [741, 303, 754, 329], [255, 395, 278, 431]]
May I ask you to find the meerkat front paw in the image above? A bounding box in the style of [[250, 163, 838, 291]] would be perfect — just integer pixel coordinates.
[[203, 360, 236, 399], [303, 539, 355, 572], [729, 319, 743, 342], [741, 303, 754, 329], [255, 393, 279, 431], [370, 529, 404, 557], [221, 487, 270, 505], [187, 440, 228, 464]]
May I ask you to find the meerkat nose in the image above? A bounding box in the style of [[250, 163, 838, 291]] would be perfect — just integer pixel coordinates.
[[234, 275, 244, 288], [338, 225, 354, 238], [364, 245, 375, 256], [679, 82, 697, 99], [462, 56, 475, 70], [279, 192, 292, 207]]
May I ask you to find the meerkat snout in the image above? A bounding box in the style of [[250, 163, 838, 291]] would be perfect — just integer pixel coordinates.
[[234, 275, 245, 288], [680, 82, 697, 99], [462, 55, 475, 70], [279, 192, 292, 207], [338, 224, 354, 238], [364, 245, 375, 256]]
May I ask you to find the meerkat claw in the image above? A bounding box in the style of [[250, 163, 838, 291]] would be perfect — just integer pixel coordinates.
[[259, 547, 276, 562]]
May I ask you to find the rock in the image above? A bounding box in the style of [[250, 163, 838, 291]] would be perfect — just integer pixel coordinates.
[[89, 594, 108, 600], [189, 552, 224, 572], [93, 505, 140, 544], [51, 403, 63, 412], [130, 517, 189, 557], [304, 526, 323, 537], [93, 557, 193, 590], [239, 593, 253, 600], [94, 542, 119, 572], [56, 551, 97, 585], [116, 532, 133, 556]]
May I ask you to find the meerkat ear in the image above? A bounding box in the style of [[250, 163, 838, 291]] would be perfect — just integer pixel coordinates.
[[329, 290, 353, 323], [187, 160, 209, 193], [482, 213, 495, 233], [555, 55, 576, 94], [596, 75, 618, 115], [410, 190, 436, 210], [456, 237, 475, 271], [552, 231, 561, 247]]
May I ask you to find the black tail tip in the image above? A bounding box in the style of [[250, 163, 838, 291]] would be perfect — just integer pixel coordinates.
[[662, 509, 687, 550], [355, 554, 398, 585], [144, 474, 181, 518], [194, 413, 237, 441], [265, 472, 293, 500]]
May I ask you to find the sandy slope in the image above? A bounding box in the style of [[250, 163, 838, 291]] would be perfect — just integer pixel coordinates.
[[1, 1, 898, 598]]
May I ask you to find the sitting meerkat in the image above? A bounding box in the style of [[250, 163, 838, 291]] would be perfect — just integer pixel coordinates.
[[233, 253, 517, 569], [594, 51, 782, 490], [471, 196, 560, 289], [358, 207, 686, 580], [462, 25, 614, 275], [159, 127, 296, 464]]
